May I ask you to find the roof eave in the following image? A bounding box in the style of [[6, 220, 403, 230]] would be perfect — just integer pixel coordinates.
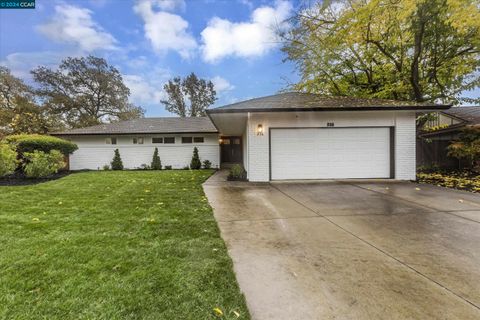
[[207, 105, 452, 114], [51, 130, 219, 136]]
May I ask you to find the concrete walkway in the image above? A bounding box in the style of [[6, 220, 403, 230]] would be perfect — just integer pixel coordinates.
[[203, 171, 480, 320]]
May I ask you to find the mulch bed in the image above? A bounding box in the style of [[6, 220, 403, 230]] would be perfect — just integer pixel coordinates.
[[0, 171, 71, 186], [417, 170, 480, 193]]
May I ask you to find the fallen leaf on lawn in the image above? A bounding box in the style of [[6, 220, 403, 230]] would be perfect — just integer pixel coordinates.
[[32, 218, 39, 222], [149, 218, 155, 223], [233, 311, 240, 318], [156, 202, 164, 205], [42, 211, 47, 215], [144, 190, 150, 193], [58, 201, 63, 205], [213, 307, 223, 316], [213, 248, 218, 252]]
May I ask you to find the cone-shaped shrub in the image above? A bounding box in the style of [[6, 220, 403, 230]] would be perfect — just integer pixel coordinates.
[[111, 149, 123, 170], [151, 147, 162, 170], [190, 147, 201, 169]]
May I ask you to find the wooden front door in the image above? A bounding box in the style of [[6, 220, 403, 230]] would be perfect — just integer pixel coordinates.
[[220, 136, 242, 164]]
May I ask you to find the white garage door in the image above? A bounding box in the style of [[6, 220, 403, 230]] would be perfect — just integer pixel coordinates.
[[271, 127, 391, 180]]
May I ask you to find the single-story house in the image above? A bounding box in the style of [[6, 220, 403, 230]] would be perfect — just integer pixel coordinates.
[[417, 106, 480, 169], [52, 92, 449, 182]]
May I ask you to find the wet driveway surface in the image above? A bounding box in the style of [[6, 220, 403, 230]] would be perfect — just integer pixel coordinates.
[[203, 172, 480, 320]]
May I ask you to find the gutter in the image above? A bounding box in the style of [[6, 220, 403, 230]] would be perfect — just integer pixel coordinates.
[[207, 105, 452, 114]]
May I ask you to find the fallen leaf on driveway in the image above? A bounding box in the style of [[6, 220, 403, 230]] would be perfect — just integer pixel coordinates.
[[415, 187, 421, 191], [459, 199, 464, 203]]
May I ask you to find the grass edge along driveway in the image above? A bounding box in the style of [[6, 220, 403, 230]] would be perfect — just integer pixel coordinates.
[[0, 170, 249, 320]]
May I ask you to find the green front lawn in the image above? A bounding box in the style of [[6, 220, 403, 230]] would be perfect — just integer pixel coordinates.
[[0, 170, 249, 319]]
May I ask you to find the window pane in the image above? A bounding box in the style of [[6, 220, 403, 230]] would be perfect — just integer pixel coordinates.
[[233, 138, 241, 145], [182, 137, 193, 143], [106, 138, 117, 145], [152, 137, 163, 143], [164, 137, 175, 144], [193, 137, 204, 143], [222, 139, 230, 145], [133, 138, 144, 144]]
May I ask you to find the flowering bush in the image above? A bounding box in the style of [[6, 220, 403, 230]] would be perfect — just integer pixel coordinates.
[[23, 150, 65, 178], [0, 143, 18, 176], [417, 170, 480, 193]]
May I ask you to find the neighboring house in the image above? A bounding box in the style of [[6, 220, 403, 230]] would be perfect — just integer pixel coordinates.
[[417, 106, 480, 169], [53, 92, 449, 181]]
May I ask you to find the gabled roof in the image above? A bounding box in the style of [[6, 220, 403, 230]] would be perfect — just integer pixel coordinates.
[[207, 92, 450, 114], [442, 106, 480, 125], [51, 117, 218, 136]]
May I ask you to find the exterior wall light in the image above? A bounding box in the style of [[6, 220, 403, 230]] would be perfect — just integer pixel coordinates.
[[256, 124, 264, 136]]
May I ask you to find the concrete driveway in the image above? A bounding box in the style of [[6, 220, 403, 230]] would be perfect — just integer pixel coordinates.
[[203, 172, 480, 320]]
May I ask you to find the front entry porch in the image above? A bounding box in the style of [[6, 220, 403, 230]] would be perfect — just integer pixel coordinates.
[[220, 136, 243, 168]]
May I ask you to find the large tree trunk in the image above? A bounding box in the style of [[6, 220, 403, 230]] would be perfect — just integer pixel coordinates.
[[410, 7, 426, 102]]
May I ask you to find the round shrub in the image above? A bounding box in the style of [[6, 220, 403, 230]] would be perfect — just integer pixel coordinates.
[[0, 143, 18, 176], [202, 159, 212, 169], [5, 134, 78, 156], [228, 164, 247, 181], [23, 150, 65, 178]]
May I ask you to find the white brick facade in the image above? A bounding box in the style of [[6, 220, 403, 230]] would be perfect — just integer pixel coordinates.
[[67, 133, 220, 170], [245, 111, 416, 182]]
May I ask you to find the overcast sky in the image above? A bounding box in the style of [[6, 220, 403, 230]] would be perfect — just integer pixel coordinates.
[[0, 0, 300, 116], [1, 0, 477, 117]]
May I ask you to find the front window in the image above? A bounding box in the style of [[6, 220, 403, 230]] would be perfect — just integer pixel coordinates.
[[152, 137, 163, 144], [193, 137, 204, 143], [105, 137, 117, 145], [182, 137, 193, 144], [133, 137, 144, 144], [164, 137, 175, 144]]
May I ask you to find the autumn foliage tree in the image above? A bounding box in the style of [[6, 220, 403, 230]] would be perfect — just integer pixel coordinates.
[[448, 126, 480, 170], [281, 0, 480, 104], [161, 73, 216, 117], [32, 56, 145, 128], [0, 67, 59, 137]]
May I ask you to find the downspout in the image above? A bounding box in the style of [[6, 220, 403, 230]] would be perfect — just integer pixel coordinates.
[[246, 112, 250, 180]]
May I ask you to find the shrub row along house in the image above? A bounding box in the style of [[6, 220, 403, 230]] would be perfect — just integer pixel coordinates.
[[52, 92, 449, 181]]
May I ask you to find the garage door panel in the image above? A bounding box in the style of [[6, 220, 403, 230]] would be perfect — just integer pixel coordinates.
[[271, 128, 390, 180]]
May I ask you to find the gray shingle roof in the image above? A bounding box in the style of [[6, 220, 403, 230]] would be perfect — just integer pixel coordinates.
[[51, 117, 218, 135], [207, 92, 450, 113], [443, 106, 480, 125]]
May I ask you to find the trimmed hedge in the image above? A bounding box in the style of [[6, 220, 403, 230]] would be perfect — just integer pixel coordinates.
[[4, 134, 78, 156]]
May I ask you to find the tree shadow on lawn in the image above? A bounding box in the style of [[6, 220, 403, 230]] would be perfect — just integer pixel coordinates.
[[0, 171, 72, 186]]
